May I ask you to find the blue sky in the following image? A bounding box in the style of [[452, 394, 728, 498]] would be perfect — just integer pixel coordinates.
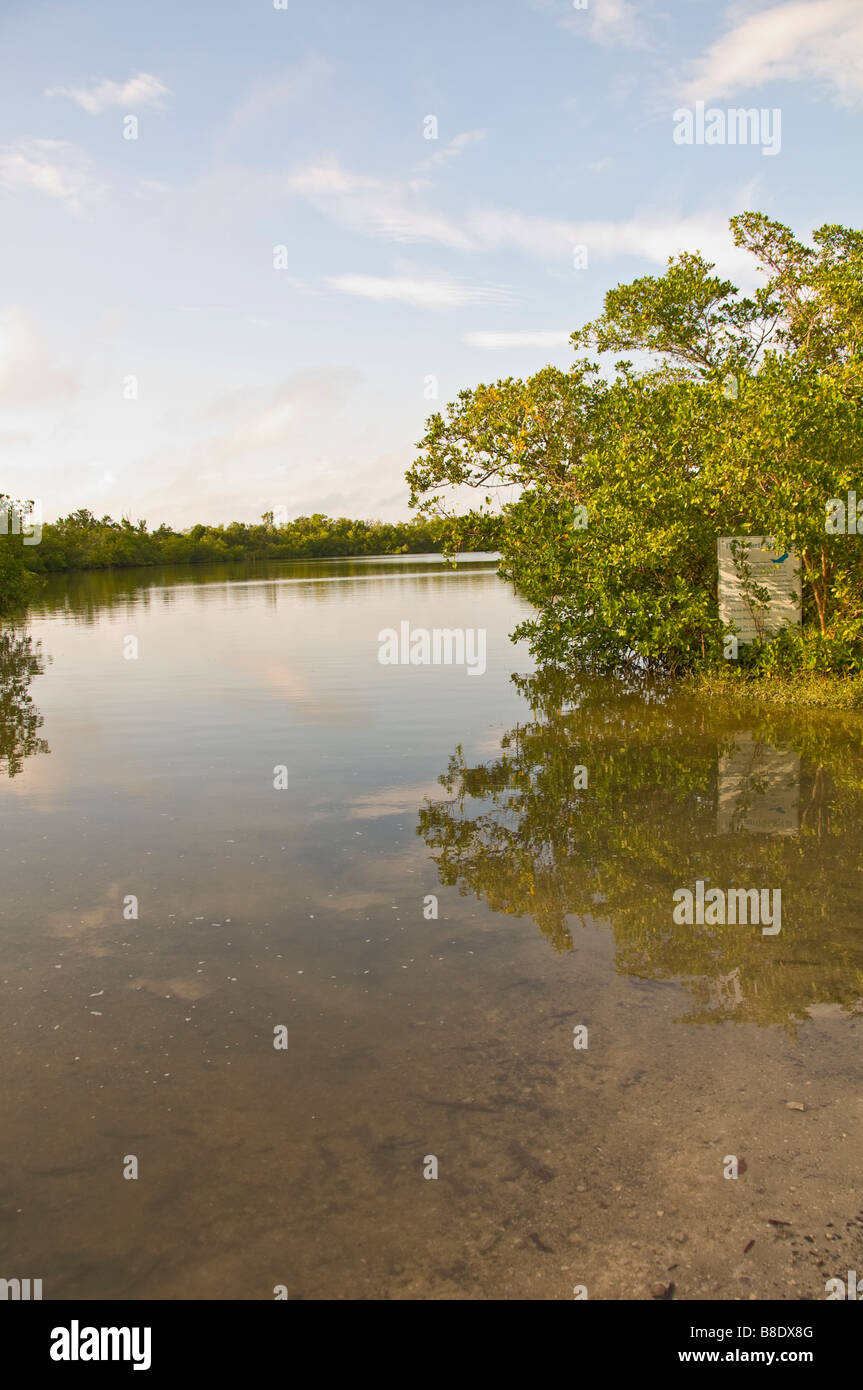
[[1, 0, 862, 526]]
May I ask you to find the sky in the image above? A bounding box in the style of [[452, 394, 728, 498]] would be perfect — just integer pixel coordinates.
[[1, 0, 862, 527]]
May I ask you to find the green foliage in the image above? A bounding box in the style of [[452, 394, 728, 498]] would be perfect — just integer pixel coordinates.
[[16, 511, 448, 580], [735, 626, 863, 677], [694, 668, 863, 710], [570, 249, 778, 375], [409, 212, 863, 678], [0, 497, 42, 618]]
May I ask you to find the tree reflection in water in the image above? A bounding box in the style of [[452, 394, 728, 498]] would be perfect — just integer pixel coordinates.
[[418, 668, 863, 1030], [0, 629, 50, 777]]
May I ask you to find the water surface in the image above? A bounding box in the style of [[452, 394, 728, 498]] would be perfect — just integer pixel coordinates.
[[3, 555, 863, 1300]]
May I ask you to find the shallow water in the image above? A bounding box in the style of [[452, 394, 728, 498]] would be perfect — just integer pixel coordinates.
[[2, 554, 863, 1300]]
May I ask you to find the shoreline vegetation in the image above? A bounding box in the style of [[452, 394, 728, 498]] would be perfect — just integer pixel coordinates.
[[4, 212, 863, 711], [7, 510, 451, 580], [407, 212, 863, 710], [0, 508, 495, 611], [689, 669, 863, 711]]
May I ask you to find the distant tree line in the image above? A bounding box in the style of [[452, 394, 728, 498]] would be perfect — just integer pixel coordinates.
[[0, 508, 501, 616]]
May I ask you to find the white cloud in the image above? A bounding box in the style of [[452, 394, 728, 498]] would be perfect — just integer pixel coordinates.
[[228, 54, 333, 134], [288, 158, 751, 275], [464, 330, 571, 348], [419, 130, 487, 169], [465, 205, 750, 271], [0, 139, 101, 213], [129, 432, 409, 529], [47, 71, 170, 114], [203, 368, 363, 456], [588, 0, 647, 45], [286, 160, 474, 250], [244, 401, 297, 448], [326, 271, 512, 310], [0, 310, 77, 405], [681, 0, 863, 105], [529, 0, 652, 49]]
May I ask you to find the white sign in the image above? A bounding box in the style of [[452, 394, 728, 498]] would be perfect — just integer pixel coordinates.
[[717, 537, 800, 643]]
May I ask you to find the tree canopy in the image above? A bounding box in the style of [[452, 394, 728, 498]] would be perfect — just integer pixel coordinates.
[[408, 213, 863, 676]]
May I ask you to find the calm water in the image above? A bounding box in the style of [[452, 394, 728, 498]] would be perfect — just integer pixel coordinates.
[[3, 554, 863, 1300]]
